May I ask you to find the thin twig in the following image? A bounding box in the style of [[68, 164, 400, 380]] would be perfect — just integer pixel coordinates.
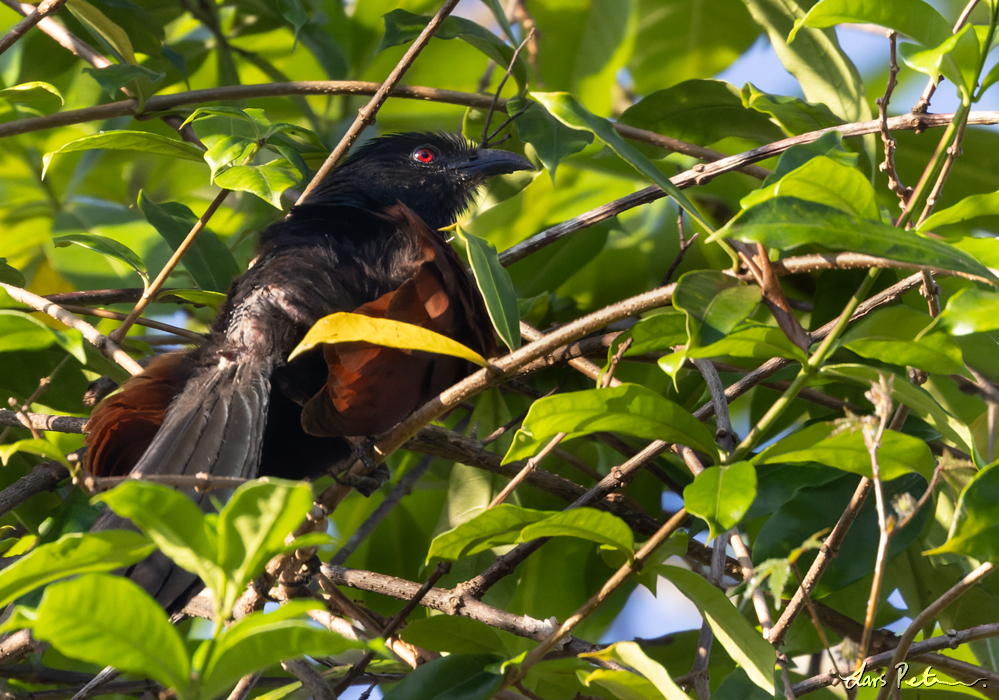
[[690, 359, 735, 454], [0, 283, 141, 375], [108, 189, 230, 344], [875, 563, 995, 700], [769, 478, 872, 647], [0, 460, 70, 521], [857, 377, 893, 663], [57, 305, 205, 341], [0, 356, 68, 441], [520, 322, 618, 386], [296, 0, 462, 204], [481, 29, 533, 146], [328, 455, 435, 566], [507, 509, 689, 685], [661, 211, 697, 286], [0, 409, 85, 434], [877, 31, 910, 204], [0, 0, 67, 56]]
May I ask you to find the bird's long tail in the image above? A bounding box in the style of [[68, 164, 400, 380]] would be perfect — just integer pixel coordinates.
[[88, 356, 272, 609]]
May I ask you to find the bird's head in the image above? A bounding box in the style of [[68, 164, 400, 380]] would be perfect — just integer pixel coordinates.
[[304, 132, 534, 230]]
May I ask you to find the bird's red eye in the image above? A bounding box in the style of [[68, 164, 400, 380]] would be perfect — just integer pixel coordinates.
[[413, 147, 435, 163]]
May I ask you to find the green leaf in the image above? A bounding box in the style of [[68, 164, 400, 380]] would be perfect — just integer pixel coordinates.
[[897, 24, 974, 93], [213, 160, 299, 208], [380, 10, 528, 91], [184, 107, 269, 139], [628, 0, 757, 94], [520, 509, 634, 557], [672, 271, 761, 348], [216, 479, 314, 614], [401, 616, 510, 655], [740, 156, 880, 221], [0, 260, 25, 286], [29, 573, 190, 692], [935, 288, 999, 336], [504, 384, 719, 464], [842, 306, 966, 375], [822, 364, 973, 455], [0, 311, 87, 363], [95, 481, 224, 599], [290, 312, 488, 366], [722, 197, 999, 286], [0, 82, 63, 106], [531, 91, 712, 231], [683, 462, 758, 540], [791, 0, 952, 48], [508, 97, 592, 180], [428, 504, 550, 562], [577, 668, 665, 700], [742, 0, 872, 127], [689, 323, 809, 363], [754, 422, 936, 481], [204, 134, 257, 181], [0, 531, 154, 608], [619, 80, 785, 147], [53, 233, 149, 288], [792, 0, 979, 95], [381, 653, 503, 700], [455, 226, 519, 351], [161, 289, 227, 308], [199, 600, 360, 700], [43, 131, 203, 179], [741, 83, 844, 136], [277, 0, 308, 41], [0, 438, 70, 467], [66, 0, 137, 64], [927, 463, 999, 560], [659, 565, 775, 694], [764, 130, 857, 185], [614, 312, 688, 357], [83, 64, 164, 102], [137, 193, 240, 294], [920, 189, 999, 231], [581, 641, 690, 700]]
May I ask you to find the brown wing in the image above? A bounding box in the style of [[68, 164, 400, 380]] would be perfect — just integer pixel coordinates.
[[83, 352, 192, 477], [300, 204, 496, 438]]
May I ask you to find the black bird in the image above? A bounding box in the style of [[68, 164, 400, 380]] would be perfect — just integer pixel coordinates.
[[84, 132, 533, 608]]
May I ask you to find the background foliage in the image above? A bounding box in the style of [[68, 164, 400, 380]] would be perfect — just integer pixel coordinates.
[[0, 0, 998, 699]]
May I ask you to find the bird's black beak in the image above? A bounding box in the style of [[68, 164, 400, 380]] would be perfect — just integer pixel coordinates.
[[457, 148, 534, 178]]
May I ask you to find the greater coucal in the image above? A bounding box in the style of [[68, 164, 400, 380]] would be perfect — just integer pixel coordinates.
[[83, 132, 533, 607]]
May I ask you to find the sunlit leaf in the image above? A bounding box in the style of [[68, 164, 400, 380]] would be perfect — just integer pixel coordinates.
[[684, 462, 758, 540], [0, 531, 153, 608], [53, 233, 149, 288], [43, 131, 203, 179], [289, 312, 488, 366], [456, 226, 520, 351], [721, 197, 999, 285], [28, 573, 190, 692], [504, 384, 719, 464], [661, 565, 775, 693]]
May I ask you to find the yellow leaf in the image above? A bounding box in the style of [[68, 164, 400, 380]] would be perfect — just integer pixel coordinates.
[[288, 313, 489, 367]]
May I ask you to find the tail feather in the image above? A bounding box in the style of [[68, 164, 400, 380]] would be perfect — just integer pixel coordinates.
[[93, 358, 273, 611]]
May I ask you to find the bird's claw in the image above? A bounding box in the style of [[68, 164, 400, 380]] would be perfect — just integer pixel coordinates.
[[334, 440, 388, 496]]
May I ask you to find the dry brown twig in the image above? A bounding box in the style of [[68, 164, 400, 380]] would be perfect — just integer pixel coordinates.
[[877, 31, 910, 203]]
